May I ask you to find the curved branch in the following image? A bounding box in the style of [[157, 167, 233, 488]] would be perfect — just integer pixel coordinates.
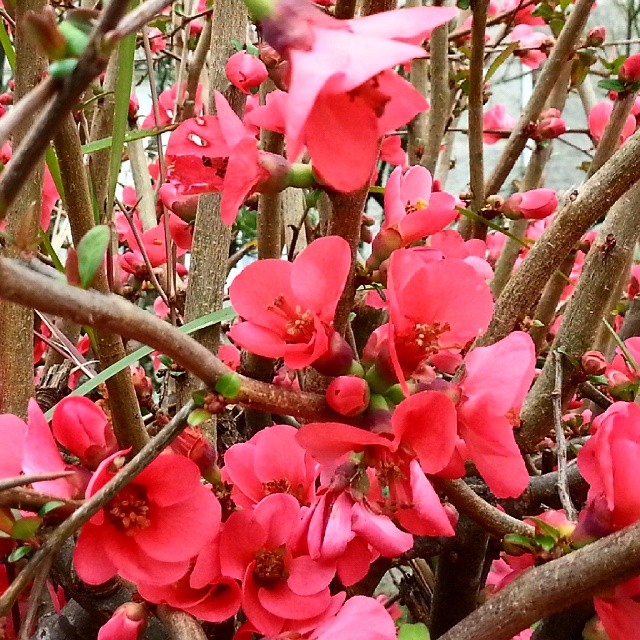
[[0, 258, 333, 421], [438, 521, 640, 640], [432, 478, 535, 538]]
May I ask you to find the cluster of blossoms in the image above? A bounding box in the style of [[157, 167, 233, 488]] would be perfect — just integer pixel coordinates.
[[10, 0, 640, 636]]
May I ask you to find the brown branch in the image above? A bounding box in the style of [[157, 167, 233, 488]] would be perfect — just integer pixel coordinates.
[[432, 477, 535, 538], [552, 351, 577, 520], [587, 91, 638, 178], [449, 0, 536, 39], [181, 17, 211, 121], [157, 606, 208, 640], [0, 0, 174, 217], [54, 114, 148, 453], [437, 520, 640, 640], [0, 258, 333, 421], [483, 0, 594, 197], [0, 400, 196, 616], [0, 487, 80, 516], [478, 126, 640, 348], [463, 0, 489, 241], [0, 471, 76, 492], [518, 180, 640, 450]]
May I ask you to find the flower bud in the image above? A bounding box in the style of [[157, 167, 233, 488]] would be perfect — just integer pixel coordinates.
[[367, 228, 403, 269], [226, 51, 268, 95], [256, 151, 292, 194], [586, 26, 606, 47], [581, 350, 607, 376], [169, 426, 219, 482], [159, 183, 199, 222], [532, 109, 566, 140], [257, 42, 282, 68], [130, 365, 153, 408], [619, 53, 640, 83], [97, 603, 147, 640], [313, 332, 355, 376], [326, 376, 370, 416], [502, 188, 557, 220]]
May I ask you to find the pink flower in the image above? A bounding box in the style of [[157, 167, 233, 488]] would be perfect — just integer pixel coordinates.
[[503, 188, 558, 220], [379, 134, 407, 167], [586, 25, 606, 46], [222, 424, 317, 509], [74, 452, 221, 585], [0, 413, 27, 480], [257, 0, 457, 190], [371, 166, 457, 264], [483, 104, 516, 144], [218, 344, 241, 371], [142, 82, 204, 128], [429, 230, 493, 279], [228, 236, 351, 370], [589, 101, 636, 145], [97, 603, 147, 640], [51, 396, 117, 470], [147, 27, 166, 54], [137, 525, 242, 623], [158, 183, 199, 221], [297, 391, 458, 537], [577, 402, 640, 533], [451, 331, 535, 498], [509, 25, 550, 69], [374, 249, 493, 390], [594, 592, 640, 640], [219, 493, 338, 636], [165, 92, 289, 224], [168, 427, 218, 482], [226, 51, 269, 95], [309, 595, 398, 640], [608, 336, 640, 382]]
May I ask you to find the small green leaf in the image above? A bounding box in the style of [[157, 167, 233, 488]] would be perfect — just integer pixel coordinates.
[[7, 546, 32, 562], [58, 20, 90, 57], [536, 534, 556, 552], [588, 374, 608, 385], [188, 408, 212, 426], [246, 41, 259, 56], [158, 355, 174, 368], [399, 623, 430, 640], [214, 373, 241, 399], [38, 501, 65, 517], [12, 517, 42, 540], [192, 389, 207, 407], [485, 42, 519, 83], [77, 225, 110, 289], [456, 0, 470, 10], [49, 58, 79, 79], [528, 517, 561, 540], [231, 38, 243, 51], [503, 533, 535, 552], [598, 78, 626, 93]]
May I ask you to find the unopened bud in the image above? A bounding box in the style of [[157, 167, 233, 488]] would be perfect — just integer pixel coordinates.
[[326, 376, 370, 416], [170, 426, 219, 482], [619, 53, 640, 83], [97, 603, 147, 640], [581, 351, 607, 376], [586, 26, 606, 47], [313, 332, 355, 376]]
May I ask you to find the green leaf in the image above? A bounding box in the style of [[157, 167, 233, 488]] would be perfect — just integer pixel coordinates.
[[528, 517, 561, 540], [38, 501, 66, 517], [11, 517, 42, 540], [536, 534, 556, 552], [399, 623, 430, 640], [192, 389, 207, 407], [80, 125, 178, 155], [77, 225, 110, 288], [187, 408, 211, 426], [39, 229, 65, 273], [246, 41, 259, 56], [457, 0, 470, 10], [485, 43, 519, 83], [597, 78, 626, 93], [50, 58, 79, 80], [215, 372, 241, 399], [7, 546, 32, 562], [45, 306, 237, 419], [107, 28, 136, 214], [0, 19, 15, 73]]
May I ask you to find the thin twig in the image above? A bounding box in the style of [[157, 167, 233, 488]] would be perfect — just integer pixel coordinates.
[[0, 471, 76, 492], [552, 351, 577, 520], [17, 553, 53, 640], [431, 477, 535, 538]]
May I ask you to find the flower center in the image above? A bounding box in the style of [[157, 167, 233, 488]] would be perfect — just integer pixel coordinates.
[[405, 198, 428, 215], [263, 477, 293, 496], [394, 321, 451, 374], [107, 486, 151, 534], [253, 547, 288, 587], [269, 296, 315, 343]]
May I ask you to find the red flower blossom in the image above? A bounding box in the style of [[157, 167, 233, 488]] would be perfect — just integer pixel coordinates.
[[74, 452, 221, 585], [228, 236, 351, 370]]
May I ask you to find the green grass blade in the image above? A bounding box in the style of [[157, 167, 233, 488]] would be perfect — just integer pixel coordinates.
[[80, 124, 179, 155], [0, 20, 14, 73], [45, 306, 237, 419], [45, 147, 65, 202], [107, 29, 136, 213]]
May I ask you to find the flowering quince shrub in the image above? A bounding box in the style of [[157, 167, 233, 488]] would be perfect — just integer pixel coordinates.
[[5, 0, 640, 639]]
